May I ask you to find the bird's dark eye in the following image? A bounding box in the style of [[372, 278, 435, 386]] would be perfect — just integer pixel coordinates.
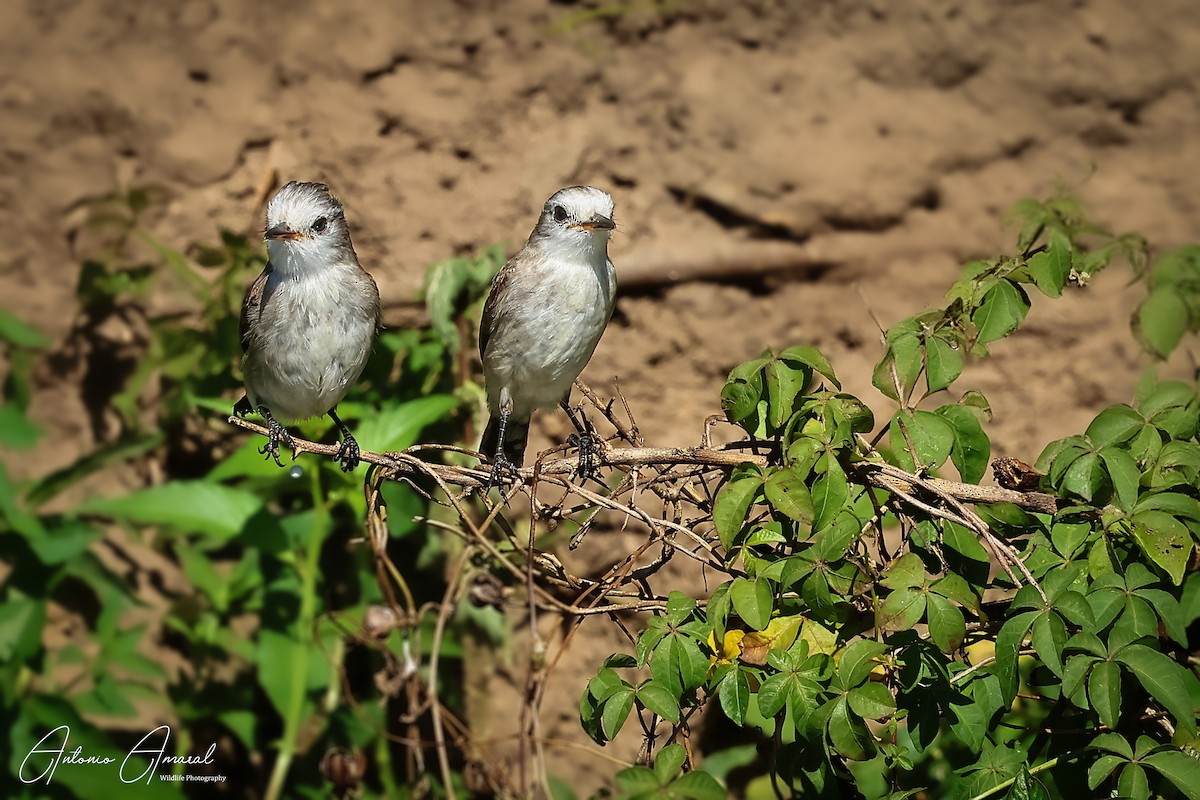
[[312, 216, 329, 233], [552, 205, 567, 223]]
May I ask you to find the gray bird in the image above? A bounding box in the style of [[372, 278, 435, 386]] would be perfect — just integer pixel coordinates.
[[479, 185, 617, 486], [234, 181, 381, 472]]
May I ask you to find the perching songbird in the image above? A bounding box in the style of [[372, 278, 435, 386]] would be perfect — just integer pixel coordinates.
[[234, 181, 380, 472], [479, 185, 617, 486]]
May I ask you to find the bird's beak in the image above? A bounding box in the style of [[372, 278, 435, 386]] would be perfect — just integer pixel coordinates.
[[265, 224, 301, 241], [572, 214, 616, 232]]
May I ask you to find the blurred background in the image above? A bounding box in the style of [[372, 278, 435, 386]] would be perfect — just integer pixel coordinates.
[[1, 0, 1198, 797]]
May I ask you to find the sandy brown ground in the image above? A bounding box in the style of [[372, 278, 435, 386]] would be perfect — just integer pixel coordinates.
[[2, 0, 1199, 794]]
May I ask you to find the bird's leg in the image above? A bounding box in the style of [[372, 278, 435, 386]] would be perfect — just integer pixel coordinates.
[[560, 398, 603, 481], [487, 408, 520, 491], [257, 406, 296, 467], [328, 407, 361, 472], [233, 395, 253, 417]]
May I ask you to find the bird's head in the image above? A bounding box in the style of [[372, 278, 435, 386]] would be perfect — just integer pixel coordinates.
[[264, 181, 356, 273], [532, 186, 616, 259]]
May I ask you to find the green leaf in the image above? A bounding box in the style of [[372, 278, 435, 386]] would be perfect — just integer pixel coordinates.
[[848, 682, 896, 720], [1086, 404, 1145, 448], [827, 698, 875, 760], [638, 680, 682, 724], [973, 279, 1030, 346], [890, 410, 955, 471], [925, 335, 964, 393], [669, 770, 726, 800], [80, 481, 263, 540], [718, 669, 751, 726], [0, 308, 51, 347], [1099, 446, 1140, 511], [883, 552, 926, 590], [1061, 451, 1105, 502], [1130, 510, 1193, 585], [1118, 762, 1150, 800], [1135, 287, 1189, 359], [713, 475, 762, 550], [877, 588, 926, 632], [1088, 660, 1122, 729], [765, 357, 810, 429], [764, 468, 814, 525], [780, 345, 841, 389], [653, 743, 687, 783], [353, 394, 459, 452], [994, 611, 1039, 702], [1145, 749, 1200, 800], [936, 404, 992, 484], [811, 464, 850, 533], [616, 765, 661, 793], [1115, 644, 1197, 735], [731, 577, 774, 631], [601, 687, 636, 739], [1027, 237, 1071, 297], [927, 593, 966, 652], [873, 330, 923, 401], [0, 403, 43, 449], [1030, 612, 1067, 676], [839, 639, 887, 687]]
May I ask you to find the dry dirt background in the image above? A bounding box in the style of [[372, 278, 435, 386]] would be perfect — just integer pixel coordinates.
[[2, 0, 1199, 793]]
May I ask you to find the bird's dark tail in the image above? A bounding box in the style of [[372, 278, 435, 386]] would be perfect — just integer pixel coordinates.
[[481, 414, 530, 466]]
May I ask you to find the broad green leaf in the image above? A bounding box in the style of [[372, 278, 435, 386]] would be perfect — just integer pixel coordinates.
[[1099, 446, 1140, 511], [601, 687, 636, 739], [994, 611, 1039, 701], [1135, 287, 1189, 359], [877, 588, 926, 632], [1144, 749, 1200, 800], [848, 682, 896, 720], [873, 330, 923, 401], [1027, 237, 1071, 297], [1115, 643, 1197, 735], [1118, 762, 1150, 800], [757, 671, 794, 717], [827, 698, 875, 760], [1086, 404, 1145, 448], [0, 308, 51, 347], [731, 577, 774, 631], [669, 770, 726, 800], [925, 335, 963, 393], [1061, 451, 1104, 502], [353, 394, 459, 452], [764, 468, 814, 525], [589, 668, 629, 702], [780, 345, 841, 389], [883, 553, 927, 590], [80, 481, 263, 540], [936, 403, 991, 484], [1088, 660, 1122, 729], [890, 409, 955, 471], [713, 475, 762, 550], [765, 357, 810, 429], [653, 743, 687, 783], [1131, 510, 1193, 585], [973, 279, 1030, 346], [839, 639, 887, 687], [616, 766, 661, 793], [811, 464, 850, 532], [927, 594, 966, 652], [638, 680, 681, 724], [718, 669, 751, 726], [1030, 613, 1067, 676]]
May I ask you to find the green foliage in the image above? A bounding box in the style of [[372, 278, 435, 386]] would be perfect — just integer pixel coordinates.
[[581, 192, 1200, 799], [0, 193, 496, 798]]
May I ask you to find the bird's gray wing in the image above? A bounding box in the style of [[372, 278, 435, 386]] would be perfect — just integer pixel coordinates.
[[479, 260, 516, 362], [239, 264, 273, 353]]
